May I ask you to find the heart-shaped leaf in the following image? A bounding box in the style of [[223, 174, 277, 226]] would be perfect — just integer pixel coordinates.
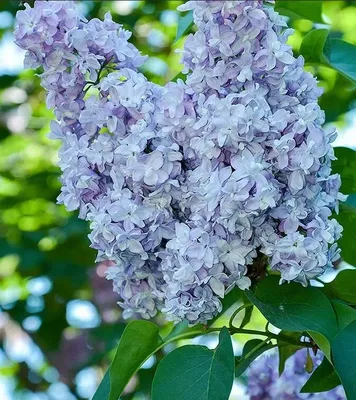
[[152, 328, 234, 400], [301, 29, 356, 84], [332, 300, 356, 331], [300, 29, 330, 65], [326, 38, 356, 84], [322, 269, 356, 305], [93, 319, 210, 400], [245, 276, 338, 341], [332, 320, 356, 399]]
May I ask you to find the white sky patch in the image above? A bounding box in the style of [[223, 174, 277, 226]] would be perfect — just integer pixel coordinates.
[[333, 111, 356, 149], [0, 33, 25, 75], [66, 299, 101, 329]]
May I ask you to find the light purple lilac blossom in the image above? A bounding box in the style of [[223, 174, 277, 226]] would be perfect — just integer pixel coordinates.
[[247, 349, 346, 399], [15, 0, 344, 324]]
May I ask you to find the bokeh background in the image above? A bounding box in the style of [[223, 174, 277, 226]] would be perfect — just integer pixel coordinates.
[[0, 1, 355, 399]]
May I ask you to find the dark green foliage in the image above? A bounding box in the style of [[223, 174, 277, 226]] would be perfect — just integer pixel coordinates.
[[332, 321, 356, 399], [301, 357, 341, 393], [245, 276, 338, 341], [151, 328, 235, 400], [235, 339, 275, 378]]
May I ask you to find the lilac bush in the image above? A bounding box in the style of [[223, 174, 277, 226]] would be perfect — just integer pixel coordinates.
[[15, 0, 344, 324], [247, 349, 346, 399]]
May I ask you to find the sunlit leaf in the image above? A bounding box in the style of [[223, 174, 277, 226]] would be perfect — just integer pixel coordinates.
[[301, 29, 356, 84], [175, 10, 193, 43], [275, 0, 324, 23], [300, 29, 329, 65], [108, 321, 163, 400], [325, 38, 356, 84]]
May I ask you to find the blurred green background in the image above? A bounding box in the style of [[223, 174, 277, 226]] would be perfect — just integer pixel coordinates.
[[0, 1, 355, 399]]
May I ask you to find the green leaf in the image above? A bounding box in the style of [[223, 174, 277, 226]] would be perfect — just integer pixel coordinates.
[[245, 276, 338, 341], [164, 320, 204, 342], [325, 38, 356, 84], [92, 370, 110, 400], [235, 339, 275, 378], [109, 321, 163, 400], [152, 328, 234, 400], [319, 74, 356, 123], [305, 350, 314, 373], [332, 320, 356, 399], [301, 357, 341, 393], [164, 320, 190, 341], [308, 331, 331, 362], [95, 320, 218, 400], [240, 293, 253, 328], [322, 269, 356, 305], [332, 300, 356, 331], [300, 29, 330, 65], [171, 71, 186, 82], [175, 11, 193, 43], [277, 332, 302, 375], [211, 287, 241, 324], [336, 205, 356, 265], [346, 194, 356, 208], [333, 147, 356, 194], [275, 0, 324, 23], [301, 29, 356, 84]]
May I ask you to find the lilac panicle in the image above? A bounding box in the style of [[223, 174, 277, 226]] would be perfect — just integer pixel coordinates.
[[247, 348, 346, 399], [15, 0, 344, 324]]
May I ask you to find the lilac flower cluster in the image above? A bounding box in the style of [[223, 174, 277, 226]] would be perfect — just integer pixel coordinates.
[[247, 349, 346, 399], [15, 0, 344, 324]]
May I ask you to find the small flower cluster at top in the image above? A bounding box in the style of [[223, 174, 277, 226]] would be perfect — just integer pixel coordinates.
[[15, 0, 345, 324], [247, 348, 346, 399]]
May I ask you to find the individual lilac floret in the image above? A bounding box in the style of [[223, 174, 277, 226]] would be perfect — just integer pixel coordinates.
[[15, 0, 344, 324], [247, 349, 346, 399]]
